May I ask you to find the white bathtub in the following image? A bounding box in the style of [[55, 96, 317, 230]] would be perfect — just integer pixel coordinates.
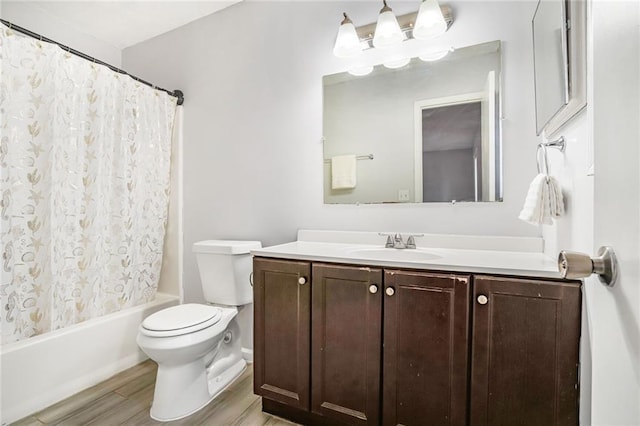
[[0, 293, 179, 424]]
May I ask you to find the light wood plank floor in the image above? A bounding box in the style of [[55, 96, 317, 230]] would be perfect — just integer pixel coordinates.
[[13, 361, 299, 426]]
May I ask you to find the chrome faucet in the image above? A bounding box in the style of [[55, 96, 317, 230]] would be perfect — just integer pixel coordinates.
[[379, 233, 424, 249]]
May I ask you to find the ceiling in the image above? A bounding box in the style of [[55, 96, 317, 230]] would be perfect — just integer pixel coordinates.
[[16, 1, 242, 49]]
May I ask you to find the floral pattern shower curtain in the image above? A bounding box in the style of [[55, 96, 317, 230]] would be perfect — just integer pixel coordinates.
[[0, 25, 177, 344]]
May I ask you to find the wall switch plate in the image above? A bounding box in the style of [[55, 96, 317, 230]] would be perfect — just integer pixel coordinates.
[[398, 189, 410, 202]]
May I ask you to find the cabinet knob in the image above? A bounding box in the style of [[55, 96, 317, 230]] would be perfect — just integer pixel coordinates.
[[369, 284, 378, 294], [385, 287, 395, 296], [298, 277, 307, 285], [477, 295, 488, 305]]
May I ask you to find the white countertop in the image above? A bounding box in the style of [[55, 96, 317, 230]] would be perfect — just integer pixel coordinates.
[[251, 230, 562, 279]]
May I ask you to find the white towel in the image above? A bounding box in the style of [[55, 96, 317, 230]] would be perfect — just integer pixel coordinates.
[[518, 174, 564, 225], [331, 155, 357, 190], [548, 176, 565, 217]]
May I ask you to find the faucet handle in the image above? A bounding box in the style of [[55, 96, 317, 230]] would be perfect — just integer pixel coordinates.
[[378, 233, 395, 248], [406, 234, 424, 249]]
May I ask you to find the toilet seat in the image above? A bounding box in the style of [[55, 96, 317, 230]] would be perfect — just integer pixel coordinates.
[[141, 304, 223, 338]]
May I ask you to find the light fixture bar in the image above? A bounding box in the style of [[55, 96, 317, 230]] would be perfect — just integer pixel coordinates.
[[355, 5, 453, 42]]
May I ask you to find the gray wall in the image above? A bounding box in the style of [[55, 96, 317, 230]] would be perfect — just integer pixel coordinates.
[[423, 148, 475, 202], [122, 1, 542, 306]]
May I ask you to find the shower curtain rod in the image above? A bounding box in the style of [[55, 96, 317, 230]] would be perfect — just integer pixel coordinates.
[[1, 19, 184, 106]]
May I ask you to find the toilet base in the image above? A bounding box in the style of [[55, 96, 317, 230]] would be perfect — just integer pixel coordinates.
[[150, 358, 247, 422]]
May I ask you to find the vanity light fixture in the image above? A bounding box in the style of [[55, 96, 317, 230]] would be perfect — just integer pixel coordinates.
[[333, 13, 362, 57], [332, 0, 453, 59], [383, 57, 411, 69], [413, 0, 448, 39], [372, 0, 404, 49], [348, 65, 375, 76], [418, 47, 454, 61]]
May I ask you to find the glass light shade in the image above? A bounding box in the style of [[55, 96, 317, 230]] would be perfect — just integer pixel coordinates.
[[333, 18, 362, 58], [413, 0, 447, 40], [383, 57, 410, 69], [418, 48, 452, 62], [348, 65, 374, 76], [373, 10, 403, 48]]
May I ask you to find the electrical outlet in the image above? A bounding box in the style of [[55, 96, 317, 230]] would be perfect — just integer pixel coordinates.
[[398, 189, 410, 202]]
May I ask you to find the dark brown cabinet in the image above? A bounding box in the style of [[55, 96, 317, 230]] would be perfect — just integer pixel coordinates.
[[311, 264, 383, 425], [253, 258, 581, 426], [383, 270, 471, 426], [253, 258, 311, 411], [470, 276, 581, 426]]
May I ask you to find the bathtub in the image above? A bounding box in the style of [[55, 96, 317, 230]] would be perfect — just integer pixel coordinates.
[[0, 293, 179, 424]]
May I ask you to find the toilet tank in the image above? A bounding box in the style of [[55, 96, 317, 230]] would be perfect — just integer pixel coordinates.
[[193, 240, 262, 306]]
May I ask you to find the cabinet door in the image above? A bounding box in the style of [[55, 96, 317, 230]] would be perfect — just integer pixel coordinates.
[[383, 270, 471, 426], [470, 276, 581, 426], [253, 258, 311, 411], [311, 263, 383, 425]]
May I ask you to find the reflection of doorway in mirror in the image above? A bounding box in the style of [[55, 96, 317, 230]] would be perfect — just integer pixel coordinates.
[[414, 71, 496, 202]]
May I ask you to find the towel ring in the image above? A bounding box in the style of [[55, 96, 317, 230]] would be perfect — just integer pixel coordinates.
[[537, 137, 566, 176], [536, 143, 550, 176]]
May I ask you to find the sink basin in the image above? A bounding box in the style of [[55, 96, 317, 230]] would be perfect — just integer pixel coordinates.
[[344, 247, 442, 262]]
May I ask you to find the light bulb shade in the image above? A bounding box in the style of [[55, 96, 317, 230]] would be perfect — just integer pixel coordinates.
[[373, 10, 403, 48], [333, 19, 362, 57], [383, 57, 410, 69], [418, 48, 451, 61], [413, 0, 447, 40], [348, 65, 374, 76]]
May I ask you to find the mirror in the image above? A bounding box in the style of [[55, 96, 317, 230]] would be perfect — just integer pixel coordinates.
[[323, 41, 502, 204], [532, 0, 587, 136], [532, 0, 569, 135]]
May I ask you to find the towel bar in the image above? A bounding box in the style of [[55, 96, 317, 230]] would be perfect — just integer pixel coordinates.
[[323, 154, 374, 163]]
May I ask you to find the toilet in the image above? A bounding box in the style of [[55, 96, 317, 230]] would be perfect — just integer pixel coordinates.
[[137, 240, 261, 422]]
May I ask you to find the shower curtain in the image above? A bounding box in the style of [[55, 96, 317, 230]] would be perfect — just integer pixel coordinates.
[[0, 25, 178, 344]]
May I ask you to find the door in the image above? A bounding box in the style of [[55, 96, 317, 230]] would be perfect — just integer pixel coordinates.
[[470, 276, 581, 425], [253, 258, 311, 410], [311, 263, 382, 425], [382, 270, 470, 426], [586, 3, 640, 424]]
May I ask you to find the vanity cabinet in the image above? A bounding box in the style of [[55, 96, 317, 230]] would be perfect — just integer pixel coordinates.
[[311, 264, 383, 425], [253, 258, 581, 426], [383, 270, 471, 426], [253, 258, 311, 411], [470, 276, 581, 426]]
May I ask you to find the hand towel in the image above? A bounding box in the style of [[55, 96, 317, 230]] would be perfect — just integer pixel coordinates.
[[518, 174, 565, 225], [547, 176, 565, 217], [518, 174, 552, 225], [331, 155, 357, 190]]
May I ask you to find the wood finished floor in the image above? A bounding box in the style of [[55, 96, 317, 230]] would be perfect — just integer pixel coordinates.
[[13, 361, 299, 426]]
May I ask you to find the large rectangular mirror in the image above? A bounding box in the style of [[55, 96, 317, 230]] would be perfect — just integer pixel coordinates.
[[323, 40, 502, 204]]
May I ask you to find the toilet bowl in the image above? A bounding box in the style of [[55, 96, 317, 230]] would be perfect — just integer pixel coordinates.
[[137, 303, 245, 421], [136, 240, 261, 422]]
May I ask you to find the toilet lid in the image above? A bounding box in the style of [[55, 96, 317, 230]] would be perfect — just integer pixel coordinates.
[[141, 304, 222, 336]]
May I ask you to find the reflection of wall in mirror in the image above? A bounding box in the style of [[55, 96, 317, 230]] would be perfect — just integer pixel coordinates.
[[421, 102, 481, 202], [323, 45, 500, 204]]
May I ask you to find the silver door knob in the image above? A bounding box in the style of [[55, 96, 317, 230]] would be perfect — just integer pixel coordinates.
[[558, 246, 618, 286], [477, 295, 488, 305], [385, 287, 395, 296], [298, 277, 307, 285], [369, 285, 378, 294]]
